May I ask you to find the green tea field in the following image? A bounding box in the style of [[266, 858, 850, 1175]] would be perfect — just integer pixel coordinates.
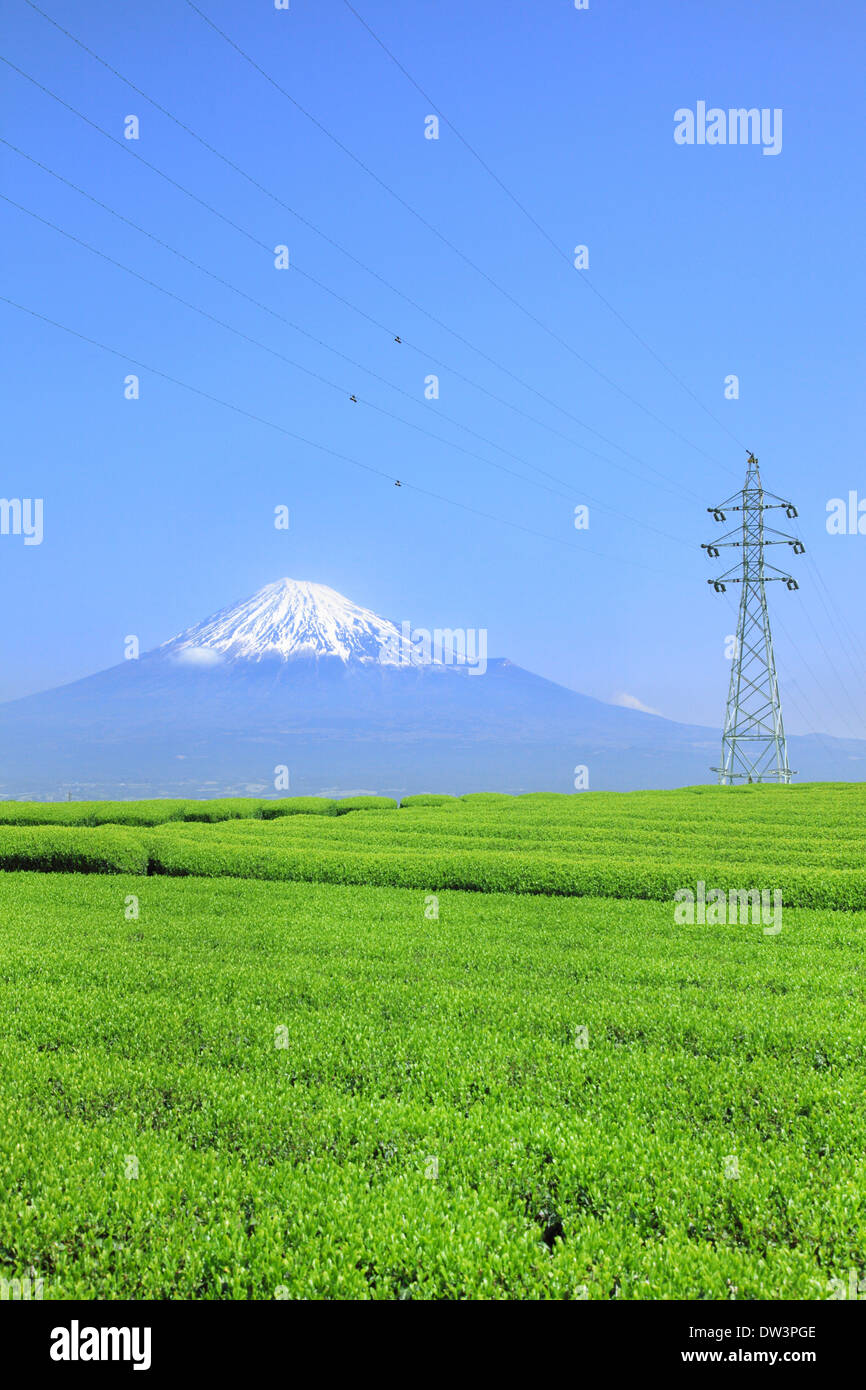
[[0, 784, 864, 1299]]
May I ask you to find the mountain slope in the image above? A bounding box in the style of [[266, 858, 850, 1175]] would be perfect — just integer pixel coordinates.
[[0, 579, 862, 798]]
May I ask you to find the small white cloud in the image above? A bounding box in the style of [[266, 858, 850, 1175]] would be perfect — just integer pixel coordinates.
[[615, 692, 662, 716], [173, 646, 224, 668]]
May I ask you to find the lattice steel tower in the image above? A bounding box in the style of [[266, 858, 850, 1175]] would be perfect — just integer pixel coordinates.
[[703, 453, 804, 785]]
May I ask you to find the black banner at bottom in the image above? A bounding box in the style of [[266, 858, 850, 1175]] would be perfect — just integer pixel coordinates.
[[3, 1298, 861, 1376]]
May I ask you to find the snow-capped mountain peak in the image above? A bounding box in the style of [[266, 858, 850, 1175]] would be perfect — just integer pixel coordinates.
[[160, 578, 417, 666]]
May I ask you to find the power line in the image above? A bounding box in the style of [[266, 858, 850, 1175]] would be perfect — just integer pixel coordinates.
[[763, 502, 866, 720], [0, 172, 692, 550], [798, 541, 866, 678], [340, 0, 749, 458], [0, 46, 705, 504], [785, 593, 865, 733], [181, 0, 733, 474], [0, 292, 684, 581], [0, 192, 573, 506], [786, 548, 866, 724], [772, 608, 859, 740]]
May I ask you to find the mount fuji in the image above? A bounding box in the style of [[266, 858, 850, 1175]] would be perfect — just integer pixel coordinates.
[[0, 578, 862, 798], [161, 579, 429, 668]]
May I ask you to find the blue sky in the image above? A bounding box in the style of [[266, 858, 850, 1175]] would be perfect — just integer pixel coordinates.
[[2, 0, 864, 739]]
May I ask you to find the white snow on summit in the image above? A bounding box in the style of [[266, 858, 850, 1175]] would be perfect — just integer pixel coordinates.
[[160, 578, 423, 666]]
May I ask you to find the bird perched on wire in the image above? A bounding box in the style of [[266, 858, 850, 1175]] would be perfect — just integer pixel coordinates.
[[349, 394, 358, 403], [394, 480, 402, 487]]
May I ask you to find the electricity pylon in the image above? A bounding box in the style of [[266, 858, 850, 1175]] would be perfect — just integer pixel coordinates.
[[703, 453, 804, 785]]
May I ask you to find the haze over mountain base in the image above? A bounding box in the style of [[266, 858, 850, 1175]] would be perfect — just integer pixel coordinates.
[[1, 580, 862, 798]]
